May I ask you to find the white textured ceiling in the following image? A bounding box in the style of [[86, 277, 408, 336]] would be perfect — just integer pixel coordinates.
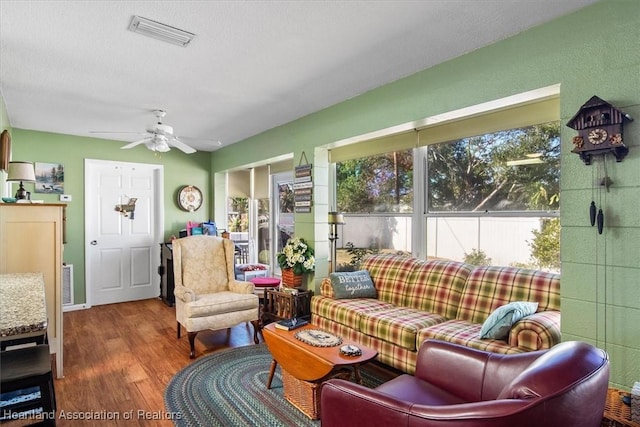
[[0, 0, 599, 152]]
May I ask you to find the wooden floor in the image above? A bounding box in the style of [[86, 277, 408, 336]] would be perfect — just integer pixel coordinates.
[[9, 298, 262, 427]]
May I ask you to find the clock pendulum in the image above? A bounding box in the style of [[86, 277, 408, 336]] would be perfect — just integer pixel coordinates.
[[597, 206, 604, 235], [589, 163, 597, 228], [589, 201, 597, 227], [591, 156, 611, 236], [589, 165, 597, 227]]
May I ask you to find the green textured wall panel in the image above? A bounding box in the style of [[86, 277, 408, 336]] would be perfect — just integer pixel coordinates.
[[605, 228, 640, 268], [605, 344, 640, 390], [605, 305, 640, 348], [561, 226, 599, 264], [560, 262, 598, 302], [606, 265, 640, 308], [561, 189, 600, 227], [561, 298, 598, 339]]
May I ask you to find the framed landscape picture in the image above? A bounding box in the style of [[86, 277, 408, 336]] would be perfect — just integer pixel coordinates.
[[35, 162, 64, 194]]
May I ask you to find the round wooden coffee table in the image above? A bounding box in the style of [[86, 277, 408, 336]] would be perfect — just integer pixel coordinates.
[[262, 322, 377, 419]]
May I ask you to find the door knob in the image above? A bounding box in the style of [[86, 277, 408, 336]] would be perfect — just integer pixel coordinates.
[[90, 240, 97, 245]]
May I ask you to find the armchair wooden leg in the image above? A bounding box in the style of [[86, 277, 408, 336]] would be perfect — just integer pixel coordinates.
[[177, 322, 181, 339], [188, 332, 198, 359], [251, 320, 260, 344]]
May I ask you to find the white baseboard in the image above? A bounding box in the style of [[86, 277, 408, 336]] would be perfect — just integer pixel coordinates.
[[63, 303, 91, 312]]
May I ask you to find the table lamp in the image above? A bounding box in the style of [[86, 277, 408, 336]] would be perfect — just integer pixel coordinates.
[[7, 161, 36, 200]]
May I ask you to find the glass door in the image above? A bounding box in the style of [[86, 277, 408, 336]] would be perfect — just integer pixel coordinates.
[[271, 171, 294, 274]]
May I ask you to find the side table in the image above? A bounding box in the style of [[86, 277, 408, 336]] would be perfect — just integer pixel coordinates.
[[262, 288, 313, 325], [602, 388, 640, 427]]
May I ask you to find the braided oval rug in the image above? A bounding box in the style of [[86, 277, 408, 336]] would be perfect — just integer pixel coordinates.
[[164, 343, 388, 427]]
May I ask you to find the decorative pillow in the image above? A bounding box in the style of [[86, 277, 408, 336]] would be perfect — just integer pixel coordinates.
[[479, 301, 539, 340], [329, 270, 377, 299]]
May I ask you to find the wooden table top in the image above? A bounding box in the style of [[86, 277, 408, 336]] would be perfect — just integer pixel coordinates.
[[262, 322, 377, 382]]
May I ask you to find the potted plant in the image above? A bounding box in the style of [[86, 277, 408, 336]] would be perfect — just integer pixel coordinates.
[[277, 237, 315, 287]]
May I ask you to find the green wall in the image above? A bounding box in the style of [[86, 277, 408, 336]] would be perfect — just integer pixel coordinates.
[[211, 0, 640, 389], [9, 129, 212, 305]]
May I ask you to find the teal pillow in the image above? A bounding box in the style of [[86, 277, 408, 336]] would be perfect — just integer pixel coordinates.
[[479, 301, 539, 340], [329, 270, 377, 299]]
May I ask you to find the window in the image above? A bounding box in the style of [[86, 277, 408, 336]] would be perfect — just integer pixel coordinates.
[[427, 123, 560, 212], [334, 150, 413, 270], [331, 88, 561, 271], [337, 150, 413, 213], [424, 122, 560, 271]]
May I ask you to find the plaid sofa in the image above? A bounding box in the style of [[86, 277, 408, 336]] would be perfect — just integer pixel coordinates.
[[311, 253, 561, 374]]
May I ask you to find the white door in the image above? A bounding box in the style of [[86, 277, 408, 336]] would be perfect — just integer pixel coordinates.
[[85, 159, 163, 306]]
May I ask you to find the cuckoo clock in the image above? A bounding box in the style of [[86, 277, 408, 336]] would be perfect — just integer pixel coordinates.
[[567, 95, 633, 165]]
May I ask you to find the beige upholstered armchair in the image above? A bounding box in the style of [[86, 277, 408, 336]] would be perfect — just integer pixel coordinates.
[[172, 235, 260, 358]]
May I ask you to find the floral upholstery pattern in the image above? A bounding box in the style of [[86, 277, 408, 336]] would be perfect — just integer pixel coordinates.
[[172, 235, 259, 358]]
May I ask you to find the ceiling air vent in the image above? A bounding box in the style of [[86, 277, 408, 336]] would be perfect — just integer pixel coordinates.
[[128, 15, 195, 47]]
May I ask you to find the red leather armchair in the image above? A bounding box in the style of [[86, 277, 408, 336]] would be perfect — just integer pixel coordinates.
[[321, 339, 609, 427]]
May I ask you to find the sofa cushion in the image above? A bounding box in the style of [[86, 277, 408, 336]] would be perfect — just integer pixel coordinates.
[[329, 270, 377, 299], [456, 266, 560, 324], [360, 254, 417, 307], [480, 301, 539, 340], [183, 291, 258, 318], [360, 308, 446, 351], [403, 259, 473, 319], [419, 319, 525, 354], [311, 295, 393, 330]]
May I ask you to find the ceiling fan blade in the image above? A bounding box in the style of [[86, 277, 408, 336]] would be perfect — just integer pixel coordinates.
[[90, 131, 148, 135], [121, 138, 151, 150], [168, 136, 196, 154]]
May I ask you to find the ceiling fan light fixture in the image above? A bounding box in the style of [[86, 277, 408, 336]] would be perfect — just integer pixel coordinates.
[[128, 15, 195, 47], [146, 136, 170, 152], [155, 141, 171, 152]]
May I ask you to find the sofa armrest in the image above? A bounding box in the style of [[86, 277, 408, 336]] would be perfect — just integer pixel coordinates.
[[320, 277, 336, 298], [174, 285, 196, 303], [508, 310, 561, 351], [229, 279, 253, 294]]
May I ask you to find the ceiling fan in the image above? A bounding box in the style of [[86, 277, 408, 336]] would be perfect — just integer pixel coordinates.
[[91, 110, 197, 154]]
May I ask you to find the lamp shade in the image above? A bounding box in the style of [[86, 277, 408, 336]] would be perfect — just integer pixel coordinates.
[[7, 161, 36, 182], [328, 212, 345, 225]]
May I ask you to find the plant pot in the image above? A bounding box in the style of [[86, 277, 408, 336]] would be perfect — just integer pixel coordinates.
[[282, 268, 303, 287]]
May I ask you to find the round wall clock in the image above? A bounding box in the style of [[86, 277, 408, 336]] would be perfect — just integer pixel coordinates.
[[588, 128, 608, 145], [177, 185, 203, 212]]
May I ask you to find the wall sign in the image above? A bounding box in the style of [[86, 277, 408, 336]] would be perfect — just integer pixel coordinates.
[[294, 152, 312, 213]]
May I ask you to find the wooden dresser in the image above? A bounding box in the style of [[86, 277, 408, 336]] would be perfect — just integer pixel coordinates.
[[0, 203, 65, 378]]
